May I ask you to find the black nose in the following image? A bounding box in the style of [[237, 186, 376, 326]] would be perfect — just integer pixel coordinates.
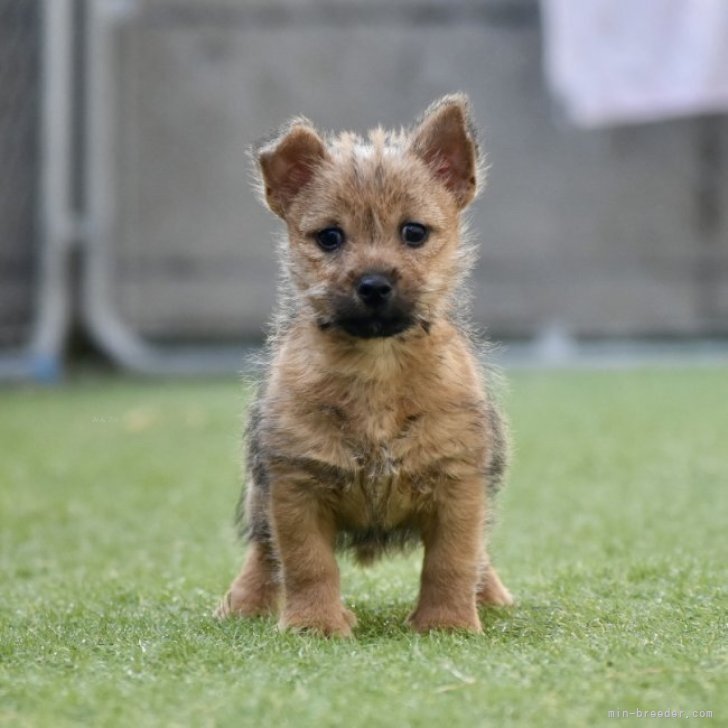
[[356, 273, 393, 309]]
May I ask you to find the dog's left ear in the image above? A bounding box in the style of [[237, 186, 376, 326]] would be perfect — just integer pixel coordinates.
[[410, 94, 480, 209]]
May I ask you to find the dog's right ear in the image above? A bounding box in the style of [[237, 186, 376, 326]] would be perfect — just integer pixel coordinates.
[[255, 119, 327, 218]]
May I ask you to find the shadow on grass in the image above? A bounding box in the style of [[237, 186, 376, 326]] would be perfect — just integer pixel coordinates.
[[153, 583, 577, 651], [208, 602, 552, 644]]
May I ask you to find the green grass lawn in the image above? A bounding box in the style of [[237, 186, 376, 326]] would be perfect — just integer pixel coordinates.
[[1, 369, 726, 727]]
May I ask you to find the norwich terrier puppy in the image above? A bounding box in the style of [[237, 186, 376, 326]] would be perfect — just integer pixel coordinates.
[[216, 94, 513, 636]]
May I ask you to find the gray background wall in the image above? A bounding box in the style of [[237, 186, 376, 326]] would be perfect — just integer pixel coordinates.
[[2, 0, 727, 353]]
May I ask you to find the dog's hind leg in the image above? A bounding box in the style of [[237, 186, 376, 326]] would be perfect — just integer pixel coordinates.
[[476, 559, 514, 607], [216, 466, 281, 619], [215, 539, 280, 618]]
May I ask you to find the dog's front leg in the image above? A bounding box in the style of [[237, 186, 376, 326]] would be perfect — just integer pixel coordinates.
[[271, 476, 356, 637], [408, 475, 484, 633]]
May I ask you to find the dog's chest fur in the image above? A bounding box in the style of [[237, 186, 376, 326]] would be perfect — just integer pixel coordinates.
[[306, 395, 438, 530], [263, 362, 488, 533]]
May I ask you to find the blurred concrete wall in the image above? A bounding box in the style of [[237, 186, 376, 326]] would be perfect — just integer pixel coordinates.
[[12, 0, 727, 349], [0, 1, 40, 347]]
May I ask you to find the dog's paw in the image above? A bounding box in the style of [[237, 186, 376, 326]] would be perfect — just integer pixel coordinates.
[[477, 585, 515, 608], [407, 606, 482, 634], [279, 605, 357, 638], [476, 568, 515, 607], [214, 585, 278, 620]]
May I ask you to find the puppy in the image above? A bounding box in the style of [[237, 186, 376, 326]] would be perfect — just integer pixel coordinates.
[[217, 94, 513, 636]]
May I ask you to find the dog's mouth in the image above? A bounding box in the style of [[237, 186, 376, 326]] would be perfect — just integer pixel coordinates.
[[333, 313, 415, 339], [321, 293, 419, 340]]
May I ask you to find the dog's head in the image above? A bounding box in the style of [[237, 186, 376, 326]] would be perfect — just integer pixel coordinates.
[[255, 94, 482, 339]]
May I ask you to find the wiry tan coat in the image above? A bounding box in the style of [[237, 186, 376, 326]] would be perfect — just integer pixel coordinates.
[[217, 94, 513, 636]]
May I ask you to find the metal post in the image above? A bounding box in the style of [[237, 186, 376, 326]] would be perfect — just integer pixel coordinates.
[[81, 0, 248, 375], [0, 0, 73, 382]]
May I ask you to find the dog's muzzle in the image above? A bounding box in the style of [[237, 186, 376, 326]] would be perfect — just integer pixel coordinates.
[[332, 272, 415, 339]]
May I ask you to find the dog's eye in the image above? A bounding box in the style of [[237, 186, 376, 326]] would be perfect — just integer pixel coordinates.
[[316, 227, 345, 252], [400, 222, 429, 247]]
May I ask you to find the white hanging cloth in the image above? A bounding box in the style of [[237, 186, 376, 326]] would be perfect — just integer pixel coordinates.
[[542, 0, 728, 127]]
